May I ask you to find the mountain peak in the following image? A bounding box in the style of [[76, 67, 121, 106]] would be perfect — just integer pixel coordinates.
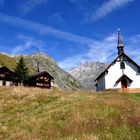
[[70, 62, 108, 90]]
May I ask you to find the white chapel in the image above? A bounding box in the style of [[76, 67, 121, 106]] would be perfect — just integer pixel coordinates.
[[95, 29, 140, 92]]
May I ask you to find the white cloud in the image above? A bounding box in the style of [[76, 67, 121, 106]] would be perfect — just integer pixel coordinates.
[[11, 35, 45, 55], [0, 13, 94, 45], [18, 0, 48, 16], [125, 35, 140, 62], [91, 0, 133, 21], [59, 33, 140, 71], [58, 33, 117, 71], [58, 54, 89, 71], [0, 13, 139, 72]]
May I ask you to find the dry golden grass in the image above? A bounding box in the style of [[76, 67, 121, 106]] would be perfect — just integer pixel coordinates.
[[0, 87, 140, 140]]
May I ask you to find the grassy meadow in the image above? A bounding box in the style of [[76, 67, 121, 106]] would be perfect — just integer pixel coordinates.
[[0, 87, 140, 140]]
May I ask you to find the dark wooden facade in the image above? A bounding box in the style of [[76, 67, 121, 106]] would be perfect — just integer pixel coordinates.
[[0, 66, 54, 88], [0, 66, 14, 86], [28, 71, 54, 88]]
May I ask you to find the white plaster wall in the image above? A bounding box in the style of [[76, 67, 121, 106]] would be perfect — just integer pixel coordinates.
[[0, 81, 2, 86], [105, 61, 122, 89], [6, 81, 11, 86], [123, 62, 140, 88], [0, 80, 13, 86]]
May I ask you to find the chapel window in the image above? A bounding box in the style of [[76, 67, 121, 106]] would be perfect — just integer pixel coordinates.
[[120, 61, 125, 69]]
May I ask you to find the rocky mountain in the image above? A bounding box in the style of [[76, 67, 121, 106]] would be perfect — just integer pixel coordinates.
[[14, 52, 83, 90], [70, 62, 108, 90]]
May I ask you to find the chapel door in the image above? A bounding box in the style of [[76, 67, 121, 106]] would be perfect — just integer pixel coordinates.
[[121, 79, 127, 92]]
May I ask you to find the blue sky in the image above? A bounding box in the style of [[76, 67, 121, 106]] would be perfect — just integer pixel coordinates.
[[0, 0, 140, 71]]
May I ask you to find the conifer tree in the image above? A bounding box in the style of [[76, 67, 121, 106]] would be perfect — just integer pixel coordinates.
[[15, 56, 29, 85]]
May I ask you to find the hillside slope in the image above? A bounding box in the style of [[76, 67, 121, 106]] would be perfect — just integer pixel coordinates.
[[0, 87, 140, 140], [70, 62, 108, 90], [0, 53, 16, 70]]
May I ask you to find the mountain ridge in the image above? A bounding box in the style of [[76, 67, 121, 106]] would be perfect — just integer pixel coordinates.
[[70, 62, 108, 90]]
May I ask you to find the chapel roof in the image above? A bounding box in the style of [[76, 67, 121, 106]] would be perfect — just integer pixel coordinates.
[[116, 74, 133, 83], [95, 52, 140, 81]]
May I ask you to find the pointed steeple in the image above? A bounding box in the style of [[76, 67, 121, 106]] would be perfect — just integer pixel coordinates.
[[117, 28, 124, 55]]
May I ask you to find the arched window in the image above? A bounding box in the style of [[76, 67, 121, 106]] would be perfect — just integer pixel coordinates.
[[120, 61, 125, 69]]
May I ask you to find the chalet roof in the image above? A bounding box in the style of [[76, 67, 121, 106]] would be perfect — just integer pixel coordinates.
[[0, 66, 14, 73], [95, 52, 140, 81], [116, 74, 133, 83], [30, 71, 54, 79]]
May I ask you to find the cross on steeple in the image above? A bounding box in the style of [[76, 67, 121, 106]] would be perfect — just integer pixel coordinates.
[[117, 28, 124, 55]]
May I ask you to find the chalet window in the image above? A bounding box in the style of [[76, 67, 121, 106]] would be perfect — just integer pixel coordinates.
[[44, 78, 49, 82], [37, 77, 43, 80], [44, 84, 49, 87], [0, 74, 5, 78], [120, 61, 125, 69], [36, 83, 43, 86]]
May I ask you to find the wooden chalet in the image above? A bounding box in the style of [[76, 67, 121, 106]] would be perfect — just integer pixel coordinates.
[[28, 71, 54, 88], [0, 66, 14, 86]]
